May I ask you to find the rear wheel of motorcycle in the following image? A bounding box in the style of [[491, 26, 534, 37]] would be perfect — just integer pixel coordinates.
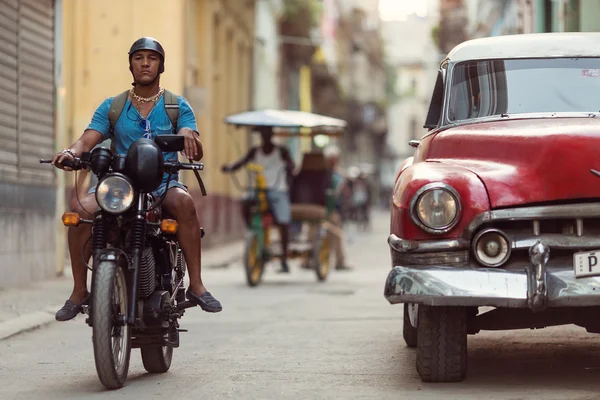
[[416, 305, 467, 382], [403, 303, 417, 348], [244, 232, 264, 287], [141, 345, 173, 373], [92, 261, 131, 390]]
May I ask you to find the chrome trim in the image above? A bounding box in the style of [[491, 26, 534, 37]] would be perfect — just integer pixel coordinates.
[[408, 140, 420, 148], [528, 242, 550, 311], [473, 228, 511, 267], [388, 233, 469, 253], [393, 250, 469, 266], [463, 202, 600, 240], [385, 265, 529, 307], [388, 234, 418, 252], [511, 234, 600, 250], [533, 220, 540, 236], [409, 182, 462, 234], [384, 264, 600, 308], [577, 218, 584, 237]]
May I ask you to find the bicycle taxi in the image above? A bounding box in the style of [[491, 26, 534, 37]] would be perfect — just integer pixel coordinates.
[[223, 109, 347, 287]]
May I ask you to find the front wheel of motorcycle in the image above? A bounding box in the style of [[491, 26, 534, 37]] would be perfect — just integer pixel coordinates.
[[92, 260, 132, 390]]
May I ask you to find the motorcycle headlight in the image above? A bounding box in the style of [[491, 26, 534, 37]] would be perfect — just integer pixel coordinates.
[[96, 175, 135, 214], [410, 183, 461, 233]]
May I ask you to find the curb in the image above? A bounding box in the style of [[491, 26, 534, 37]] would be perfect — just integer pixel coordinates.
[[0, 249, 243, 341], [0, 305, 62, 341]]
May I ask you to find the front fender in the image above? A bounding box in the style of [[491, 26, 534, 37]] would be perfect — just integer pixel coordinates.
[[95, 248, 129, 267], [391, 162, 490, 240]]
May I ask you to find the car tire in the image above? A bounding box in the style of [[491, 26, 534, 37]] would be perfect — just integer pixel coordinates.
[[403, 303, 417, 348], [416, 305, 467, 382]]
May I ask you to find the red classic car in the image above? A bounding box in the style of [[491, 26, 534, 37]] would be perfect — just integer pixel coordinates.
[[384, 32, 600, 382]]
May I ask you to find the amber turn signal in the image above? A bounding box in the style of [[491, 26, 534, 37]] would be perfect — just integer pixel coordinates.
[[61, 212, 81, 227], [160, 219, 179, 234]]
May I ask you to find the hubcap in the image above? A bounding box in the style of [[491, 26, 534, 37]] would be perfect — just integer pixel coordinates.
[[408, 303, 419, 327]]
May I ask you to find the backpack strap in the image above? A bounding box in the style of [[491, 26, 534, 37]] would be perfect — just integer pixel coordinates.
[[108, 90, 130, 134], [163, 89, 179, 133], [106, 89, 180, 154], [107, 90, 129, 154]]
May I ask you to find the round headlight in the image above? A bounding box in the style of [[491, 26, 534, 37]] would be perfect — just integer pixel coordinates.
[[473, 228, 511, 267], [411, 183, 461, 233], [96, 175, 135, 214]]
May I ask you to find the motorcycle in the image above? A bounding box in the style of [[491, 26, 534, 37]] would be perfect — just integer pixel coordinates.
[[41, 135, 205, 389]]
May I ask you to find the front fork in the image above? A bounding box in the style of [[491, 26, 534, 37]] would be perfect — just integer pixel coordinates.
[[127, 195, 146, 325], [91, 196, 146, 326]]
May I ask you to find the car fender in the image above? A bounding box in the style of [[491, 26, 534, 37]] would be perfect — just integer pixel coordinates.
[[391, 161, 490, 240]]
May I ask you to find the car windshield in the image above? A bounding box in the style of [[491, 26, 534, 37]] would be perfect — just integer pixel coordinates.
[[448, 58, 600, 121]]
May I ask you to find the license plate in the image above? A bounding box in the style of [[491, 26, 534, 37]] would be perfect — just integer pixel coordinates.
[[574, 250, 600, 278]]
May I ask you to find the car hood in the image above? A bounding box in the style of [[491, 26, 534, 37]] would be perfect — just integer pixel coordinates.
[[426, 118, 600, 208]]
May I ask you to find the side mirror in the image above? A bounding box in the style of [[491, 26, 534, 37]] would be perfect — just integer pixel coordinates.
[[90, 147, 113, 176], [155, 135, 185, 152], [409, 140, 420, 148]]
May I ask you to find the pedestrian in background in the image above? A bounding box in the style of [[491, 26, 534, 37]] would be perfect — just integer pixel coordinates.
[[324, 145, 352, 271]]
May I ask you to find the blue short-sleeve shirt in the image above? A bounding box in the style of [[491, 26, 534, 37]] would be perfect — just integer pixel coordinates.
[[86, 94, 198, 183]]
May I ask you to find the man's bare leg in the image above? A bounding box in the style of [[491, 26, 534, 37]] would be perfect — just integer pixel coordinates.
[[330, 211, 350, 269], [56, 193, 96, 321], [163, 188, 221, 312], [68, 194, 96, 301]]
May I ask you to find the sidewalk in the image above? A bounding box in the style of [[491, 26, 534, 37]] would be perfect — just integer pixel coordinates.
[[0, 240, 244, 340]]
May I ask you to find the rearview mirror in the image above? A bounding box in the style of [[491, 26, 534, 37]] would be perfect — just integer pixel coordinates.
[[155, 135, 185, 152]]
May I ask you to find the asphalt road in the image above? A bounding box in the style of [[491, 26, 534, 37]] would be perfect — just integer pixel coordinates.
[[2, 211, 600, 399]]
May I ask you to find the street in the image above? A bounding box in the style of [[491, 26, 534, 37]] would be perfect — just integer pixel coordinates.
[[2, 211, 600, 399]]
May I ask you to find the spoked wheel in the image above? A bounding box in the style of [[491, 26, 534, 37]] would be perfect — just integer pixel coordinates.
[[244, 232, 264, 287], [92, 260, 132, 389], [313, 228, 331, 282]]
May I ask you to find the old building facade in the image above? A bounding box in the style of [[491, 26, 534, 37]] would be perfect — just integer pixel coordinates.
[[0, 0, 57, 288]]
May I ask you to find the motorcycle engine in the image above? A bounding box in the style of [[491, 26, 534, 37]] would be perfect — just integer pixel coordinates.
[[138, 247, 156, 298]]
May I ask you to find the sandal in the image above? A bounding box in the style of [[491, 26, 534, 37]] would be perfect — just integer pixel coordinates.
[[186, 289, 222, 313], [55, 295, 90, 321]]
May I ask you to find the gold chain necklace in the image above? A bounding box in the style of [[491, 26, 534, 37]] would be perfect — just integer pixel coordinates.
[[130, 86, 164, 103]]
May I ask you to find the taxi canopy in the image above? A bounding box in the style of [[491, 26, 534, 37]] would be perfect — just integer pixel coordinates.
[[224, 109, 346, 137]]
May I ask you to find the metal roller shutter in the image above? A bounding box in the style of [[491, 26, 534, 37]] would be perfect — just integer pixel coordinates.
[[0, 0, 54, 185], [0, 0, 19, 181]]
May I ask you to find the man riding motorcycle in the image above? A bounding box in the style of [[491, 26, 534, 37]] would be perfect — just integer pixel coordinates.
[[51, 37, 222, 321]]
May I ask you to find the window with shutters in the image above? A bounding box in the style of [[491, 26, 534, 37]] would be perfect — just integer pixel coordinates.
[[0, 0, 55, 185]]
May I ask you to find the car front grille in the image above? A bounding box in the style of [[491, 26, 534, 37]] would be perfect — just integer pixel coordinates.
[[470, 205, 600, 269]]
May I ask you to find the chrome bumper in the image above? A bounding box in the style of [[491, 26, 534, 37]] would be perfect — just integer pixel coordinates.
[[384, 265, 600, 309], [384, 242, 600, 310]]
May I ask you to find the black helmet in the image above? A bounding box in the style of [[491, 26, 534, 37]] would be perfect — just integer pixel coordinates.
[[128, 37, 165, 74]]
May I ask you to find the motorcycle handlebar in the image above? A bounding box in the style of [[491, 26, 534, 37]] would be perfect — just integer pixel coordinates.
[[40, 159, 203, 173], [39, 158, 85, 170], [164, 161, 204, 173]]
